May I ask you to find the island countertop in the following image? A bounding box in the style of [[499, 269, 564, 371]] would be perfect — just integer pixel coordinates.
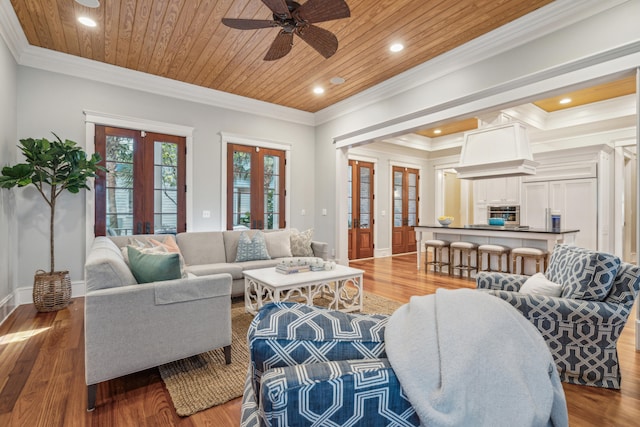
[[414, 225, 579, 270], [421, 224, 580, 234]]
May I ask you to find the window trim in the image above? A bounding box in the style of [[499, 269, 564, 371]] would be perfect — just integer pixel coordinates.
[[220, 132, 291, 231], [84, 111, 194, 255]]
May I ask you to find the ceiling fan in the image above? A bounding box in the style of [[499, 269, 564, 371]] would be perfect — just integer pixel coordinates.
[[222, 0, 350, 61]]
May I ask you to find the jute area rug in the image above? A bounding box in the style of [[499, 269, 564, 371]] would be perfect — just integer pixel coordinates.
[[158, 293, 404, 417]]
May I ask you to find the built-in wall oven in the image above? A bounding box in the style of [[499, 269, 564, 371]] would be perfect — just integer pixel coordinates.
[[487, 205, 520, 225]]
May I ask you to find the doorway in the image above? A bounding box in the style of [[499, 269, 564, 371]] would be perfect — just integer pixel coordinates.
[[94, 126, 186, 236], [392, 166, 419, 254], [348, 159, 374, 259]]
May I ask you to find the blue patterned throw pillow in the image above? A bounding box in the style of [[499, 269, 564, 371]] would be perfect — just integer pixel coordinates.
[[235, 231, 271, 262], [546, 244, 620, 301]]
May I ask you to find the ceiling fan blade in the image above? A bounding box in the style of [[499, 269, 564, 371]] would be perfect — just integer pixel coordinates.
[[222, 18, 277, 30], [262, 0, 291, 18], [295, 24, 338, 59], [297, 0, 350, 23], [264, 31, 293, 61]]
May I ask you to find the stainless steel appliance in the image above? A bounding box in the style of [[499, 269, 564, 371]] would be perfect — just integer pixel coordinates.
[[487, 205, 520, 225]]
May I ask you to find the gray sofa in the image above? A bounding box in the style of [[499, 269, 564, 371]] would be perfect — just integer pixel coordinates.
[[108, 229, 329, 297], [84, 229, 328, 410]]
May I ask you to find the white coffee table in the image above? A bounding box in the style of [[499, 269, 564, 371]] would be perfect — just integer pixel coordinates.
[[244, 264, 364, 314]]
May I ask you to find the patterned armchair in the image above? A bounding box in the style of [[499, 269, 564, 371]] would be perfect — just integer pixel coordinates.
[[240, 302, 419, 427], [477, 244, 640, 389]]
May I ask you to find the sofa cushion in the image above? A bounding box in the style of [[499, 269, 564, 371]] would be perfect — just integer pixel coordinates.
[[236, 231, 271, 262], [176, 231, 227, 265], [264, 230, 292, 258], [546, 244, 620, 301], [519, 273, 563, 297], [85, 237, 138, 292], [290, 228, 314, 257], [238, 259, 281, 271], [185, 263, 244, 280], [128, 246, 182, 284]]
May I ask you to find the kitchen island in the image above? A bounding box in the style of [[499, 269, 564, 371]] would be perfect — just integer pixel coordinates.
[[415, 225, 579, 270]]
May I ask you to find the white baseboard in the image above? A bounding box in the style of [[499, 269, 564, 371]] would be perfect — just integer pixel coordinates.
[[374, 247, 392, 258], [0, 292, 18, 327], [15, 280, 86, 306]]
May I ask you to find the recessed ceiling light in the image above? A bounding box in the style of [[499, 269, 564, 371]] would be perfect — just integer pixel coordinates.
[[390, 43, 404, 53], [313, 87, 325, 95], [559, 98, 572, 104], [433, 129, 442, 134], [75, 0, 100, 7], [330, 76, 345, 85], [78, 16, 97, 27]]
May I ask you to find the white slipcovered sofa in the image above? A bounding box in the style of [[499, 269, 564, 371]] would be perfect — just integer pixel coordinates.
[[84, 229, 328, 410], [108, 229, 329, 297]]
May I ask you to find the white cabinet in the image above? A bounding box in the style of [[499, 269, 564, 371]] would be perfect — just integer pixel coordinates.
[[522, 178, 597, 249], [475, 177, 520, 206], [473, 177, 520, 224]]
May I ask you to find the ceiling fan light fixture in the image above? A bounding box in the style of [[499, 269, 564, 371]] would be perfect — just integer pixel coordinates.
[[390, 43, 404, 53], [78, 16, 97, 27], [75, 0, 100, 7]]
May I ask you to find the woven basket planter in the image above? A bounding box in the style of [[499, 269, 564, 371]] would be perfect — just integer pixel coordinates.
[[33, 270, 71, 312]]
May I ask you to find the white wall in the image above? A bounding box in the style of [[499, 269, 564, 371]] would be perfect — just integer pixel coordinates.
[[315, 0, 640, 260], [0, 33, 18, 313], [15, 67, 315, 289]]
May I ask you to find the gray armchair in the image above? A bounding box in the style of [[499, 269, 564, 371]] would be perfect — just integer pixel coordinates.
[[84, 237, 233, 410], [477, 244, 640, 389]]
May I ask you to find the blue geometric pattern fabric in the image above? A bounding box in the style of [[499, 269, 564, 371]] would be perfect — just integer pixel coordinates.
[[476, 253, 640, 389], [235, 231, 271, 262], [241, 302, 419, 426], [546, 244, 620, 301]]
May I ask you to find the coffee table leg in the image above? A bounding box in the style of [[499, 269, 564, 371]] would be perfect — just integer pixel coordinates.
[[245, 277, 259, 315], [334, 274, 363, 312]]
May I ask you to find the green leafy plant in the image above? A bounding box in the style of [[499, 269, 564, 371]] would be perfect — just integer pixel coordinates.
[[0, 133, 103, 273]]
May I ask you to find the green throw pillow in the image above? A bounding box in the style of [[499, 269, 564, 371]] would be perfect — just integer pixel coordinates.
[[235, 231, 271, 262], [127, 246, 182, 284]]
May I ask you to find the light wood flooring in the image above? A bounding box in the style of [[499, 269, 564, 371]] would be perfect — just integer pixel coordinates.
[[0, 253, 638, 426]]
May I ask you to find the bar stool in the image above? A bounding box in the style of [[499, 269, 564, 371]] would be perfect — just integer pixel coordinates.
[[511, 247, 548, 275], [478, 244, 511, 273], [424, 239, 450, 273], [450, 241, 478, 278]]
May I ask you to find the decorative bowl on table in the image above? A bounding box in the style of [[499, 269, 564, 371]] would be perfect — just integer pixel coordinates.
[[437, 216, 454, 226]]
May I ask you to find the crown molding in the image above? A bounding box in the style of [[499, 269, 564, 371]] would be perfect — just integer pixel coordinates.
[[18, 45, 316, 126], [0, 0, 28, 60], [314, 0, 629, 125], [0, 0, 629, 128]]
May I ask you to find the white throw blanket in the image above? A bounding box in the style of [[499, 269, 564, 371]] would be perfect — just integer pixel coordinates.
[[385, 288, 568, 427]]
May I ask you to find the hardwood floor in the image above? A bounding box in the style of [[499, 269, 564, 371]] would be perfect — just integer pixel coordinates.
[[0, 253, 637, 426]]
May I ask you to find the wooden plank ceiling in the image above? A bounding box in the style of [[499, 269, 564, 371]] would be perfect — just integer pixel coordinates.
[[10, 0, 554, 112]]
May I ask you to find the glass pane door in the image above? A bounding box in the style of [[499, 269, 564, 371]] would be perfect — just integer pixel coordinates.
[[153, 140, 179, 234], [231, 147, 252, 229], [227, 144, 286, 230], [394, 170, 403, 227], [263, 152, 281, 230], [95, 126, 186, 236], [105, 134, 134, 236]]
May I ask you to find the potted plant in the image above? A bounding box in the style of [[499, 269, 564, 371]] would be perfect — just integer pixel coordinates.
[[0, 133, 103, 312]]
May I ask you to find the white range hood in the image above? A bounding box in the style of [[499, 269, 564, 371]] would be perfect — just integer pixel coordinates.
[[455, 122, 538, 180]]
